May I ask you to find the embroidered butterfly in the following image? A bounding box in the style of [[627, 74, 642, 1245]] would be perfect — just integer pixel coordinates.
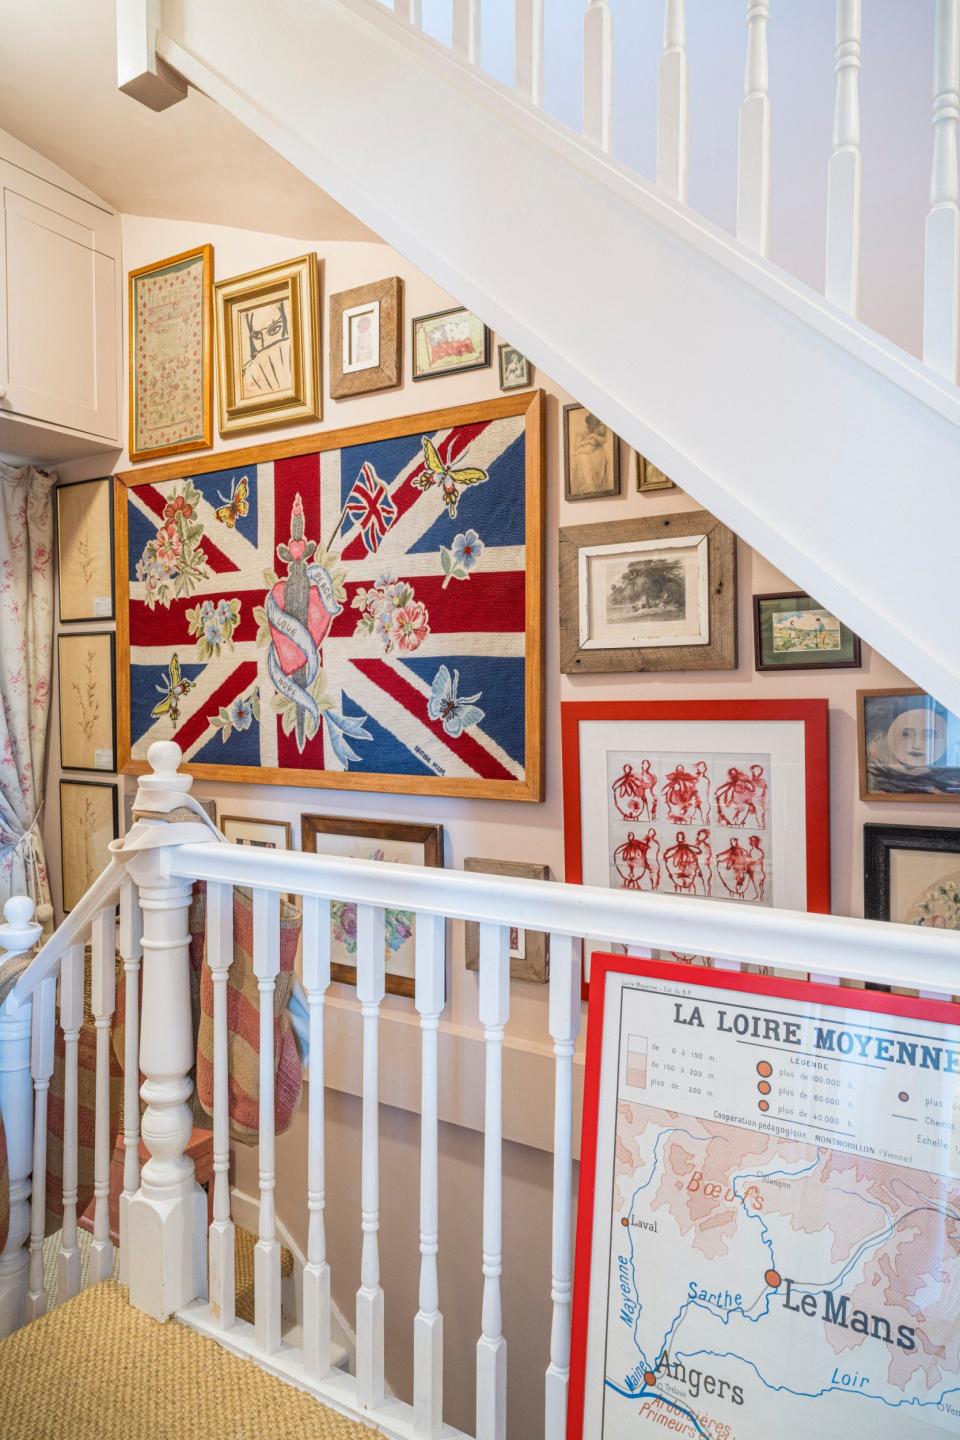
[[214, 474, 250, 528], [150, 653, 194, 726], [427, 664, 485, 738], [413, 437, 488, 519]]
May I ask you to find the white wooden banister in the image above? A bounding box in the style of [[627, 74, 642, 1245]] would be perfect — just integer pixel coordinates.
[[476, 922, 509, 1440], [924, 0, 960, 381], [253, 886, 282, 1355], [90, 904, 117, 1283], [395, 0, 422, 24], [356, 903, 386, 1411], [0, 896, 42, 1336], [452, 0, 480, 64], [737, 0, 771, 254], [515, 0, 544, 106], [24, 976, 55, 1320], [57, 942, 84, 1303], [544, 934, 581, 1436], [583, 0, 613, 153], [10, 861, 123, 1005], [657, 0, 689, 202], [302, 894, 332, 1378], [825, 0, 863, 313], [206, 880, 235, 1330], [414, 912, 446, 1439], [118, 875, 143, 1285]]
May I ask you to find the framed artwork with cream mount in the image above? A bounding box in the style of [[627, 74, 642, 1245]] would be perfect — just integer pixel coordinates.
[[56, 477, 114, 622], [329, 277, 402, 398], [58, 631, 116, 773]]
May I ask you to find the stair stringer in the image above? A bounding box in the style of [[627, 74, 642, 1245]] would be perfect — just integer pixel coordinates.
[[154, 0, 960, 710]]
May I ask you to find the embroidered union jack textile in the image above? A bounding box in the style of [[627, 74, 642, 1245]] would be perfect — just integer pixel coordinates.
[[122, 405, 538, 796]]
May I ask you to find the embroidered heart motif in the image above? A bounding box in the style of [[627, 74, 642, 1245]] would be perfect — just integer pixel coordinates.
[[268, 580, 334, 675]]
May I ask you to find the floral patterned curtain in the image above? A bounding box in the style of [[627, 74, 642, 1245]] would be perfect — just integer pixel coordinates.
[[0, 464, 54, 925]]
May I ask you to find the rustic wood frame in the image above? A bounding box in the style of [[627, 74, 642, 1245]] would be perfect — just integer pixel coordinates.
[[301, 814, 443, 998], [754, 590, 861, 672], [863, 822, 960, 923], [857, 686, 960, 803], [114, 389, 545, 800], [128, 243, 214, 464], [562, 403, 621, 501], [559, 510, 737, 673], [56, 476, 115, 623], [60, 778, 118, 913], [411, 306, 490, 380], [58, 630, 117, 773], [463, 857, 551, 982], [329, 276, 402, 398]]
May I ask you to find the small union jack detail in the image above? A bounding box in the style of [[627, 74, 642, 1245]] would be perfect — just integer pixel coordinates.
[[342, 462, 397, 555]]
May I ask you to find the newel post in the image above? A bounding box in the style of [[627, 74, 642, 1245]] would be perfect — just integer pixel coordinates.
[[0, 896, 42, 1336], [123, 742, 208, 1320]]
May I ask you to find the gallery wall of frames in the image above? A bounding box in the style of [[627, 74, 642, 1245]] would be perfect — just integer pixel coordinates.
[[45, 214, 960, 1046]]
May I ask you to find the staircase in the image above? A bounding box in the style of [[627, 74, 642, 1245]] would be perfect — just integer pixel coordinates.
[[119, 0, 960, 713]]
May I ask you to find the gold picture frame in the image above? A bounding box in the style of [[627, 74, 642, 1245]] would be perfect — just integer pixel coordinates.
[[60, 780, 118, 912], [58, 631, 116, 772], [56, 478, 114, 622], [128, 244, 214, 464], [329, 277, 403, 398], [636, 453, 676, 493], [215, 253, 321, 435]]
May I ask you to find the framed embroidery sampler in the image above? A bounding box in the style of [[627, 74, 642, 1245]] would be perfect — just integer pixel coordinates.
[[114, 391, 544, 799], [128, 245, 213, 463]]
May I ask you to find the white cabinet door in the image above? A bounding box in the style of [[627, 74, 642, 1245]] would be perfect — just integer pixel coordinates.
[[0, 162, 119, 442]]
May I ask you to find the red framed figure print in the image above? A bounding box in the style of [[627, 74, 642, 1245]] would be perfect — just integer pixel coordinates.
[[561, 701, 830, 982], [569, 954, 960, 1439]]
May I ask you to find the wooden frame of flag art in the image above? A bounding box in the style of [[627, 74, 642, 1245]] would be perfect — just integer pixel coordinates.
[[114, 391, 545, 799]]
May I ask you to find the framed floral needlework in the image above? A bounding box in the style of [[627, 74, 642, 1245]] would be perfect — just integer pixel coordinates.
[[128, 245, 213, 464], [114, 391, 544, 799]]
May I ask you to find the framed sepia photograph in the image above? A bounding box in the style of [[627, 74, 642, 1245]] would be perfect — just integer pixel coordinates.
[[464, 857, 550, 982], [864, 823, 960, 931], [60, 779, 117, 912], [215, 252, 321, 434], [636, 453, 675, 493], [754, 591, 861, 672], [498, 344, 531, 391], [58, 631, 116, 772], [329, 276, 403, 398], [563, 404, 621, 501], [559, 511, 737, 673], [858, 688, 960, 802], [128, 244, 213, 464], [302, 815, 443, 997], [56, 477, 114, 621], [412, 306, 490, 380]]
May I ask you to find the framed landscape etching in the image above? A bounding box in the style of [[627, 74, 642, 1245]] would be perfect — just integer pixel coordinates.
[[329, 277, 402, 399], [215, 253, 321, 434], [58, 632, 116, 772], [56, 478, 114, 621], [559, 511, 737, 673], [858, 688, 960, 801], [114, 390, 544, 799], [60, 780, 117, 911], [754, 591, 861, 672], [464, 857, 551, 983], [302, 814, 443, 997], [128, 244, 213, 464], [412, 307, 490, 380]]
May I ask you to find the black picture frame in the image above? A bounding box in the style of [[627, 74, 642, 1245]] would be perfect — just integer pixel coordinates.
[[411, 306, 491, 381], [57, 630, 117, 774], [864, 822, 960, 922], [59, 778, 118, 913], [55, 476, 116, 624], [753, 591, 861, 672]]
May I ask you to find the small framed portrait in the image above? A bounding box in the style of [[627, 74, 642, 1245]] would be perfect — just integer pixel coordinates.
[[412, 306, 490, 380], [302, 815, 443, 997], [60, 780, 117, 912], [864, 824, 960, 932], [329, 277, 403, 398], [56, 477, 114, 622], [559, 511, 737, 673], [214, 252, 321, 434], [220, 814, 293, 851], [636, 453, 675, 493], [858, 688, 960, 802], [58, 631, 116, 772], [563, 404, 621, 501], [463, 858, 551, 983], [498, 343, 531, 391], [754, 591, 861, 672]]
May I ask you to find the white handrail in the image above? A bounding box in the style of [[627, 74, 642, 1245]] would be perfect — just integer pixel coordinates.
[[10, 860, 124, 1004]]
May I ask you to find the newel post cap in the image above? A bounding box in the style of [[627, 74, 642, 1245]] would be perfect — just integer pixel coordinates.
[[0, 895, 42, 956], [138, 740, 192, 796]]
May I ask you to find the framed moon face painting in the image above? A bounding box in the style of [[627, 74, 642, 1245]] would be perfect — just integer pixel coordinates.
[[858, 688, 960, 802]]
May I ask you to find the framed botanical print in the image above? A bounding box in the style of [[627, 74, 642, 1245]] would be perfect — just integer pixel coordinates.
[[498, 344, 531, 391], [636, 453, 675, 493], [858, 688, 960, 802], [563, 404, 620, 501], [215, 253, 321, 434], [464, 857, 550, 983], [58, 632, 116, 772], [301, 815, 443, 997], [560, 511, 737, 673], [60, 780, 117, 912], [864, 823, 960, 930], [56, 478, 114, 621], [412, 306, 490, 380], [128, 244, 213, 464], [561, 699, 830, 983], [329, 277, 402, 398], [754, 591, 861, 672]]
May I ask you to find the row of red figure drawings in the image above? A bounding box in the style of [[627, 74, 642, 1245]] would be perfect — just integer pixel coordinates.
[[611, 761, 768, 829], [612, 828, 767, 902]]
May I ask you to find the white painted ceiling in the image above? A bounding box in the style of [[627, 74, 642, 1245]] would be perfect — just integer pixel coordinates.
[[0, 0, 377, 241]]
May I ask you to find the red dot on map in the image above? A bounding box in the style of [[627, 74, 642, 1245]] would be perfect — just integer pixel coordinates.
[[758, 1099, 770, 1112], [757, 1061, 773, 1078], [899, 1091, 909, 1103], [621, 1217, 630, 1227], [764, 1269, 782, 1289], [644, 1372, 656, 1387]]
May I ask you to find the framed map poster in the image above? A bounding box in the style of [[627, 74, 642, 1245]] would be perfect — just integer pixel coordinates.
[[115, 390, 544, 800], [128, 244, 213, 464], [569, 954, 960, 1439], [562, 700, 830, 981]]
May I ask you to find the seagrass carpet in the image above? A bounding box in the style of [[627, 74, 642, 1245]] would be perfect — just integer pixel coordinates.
[[0, 1279, 378, 1440]]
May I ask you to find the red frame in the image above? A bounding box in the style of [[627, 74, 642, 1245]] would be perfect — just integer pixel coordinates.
[[561, 699, 831, 989], [568, 953, 960, 1439]]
